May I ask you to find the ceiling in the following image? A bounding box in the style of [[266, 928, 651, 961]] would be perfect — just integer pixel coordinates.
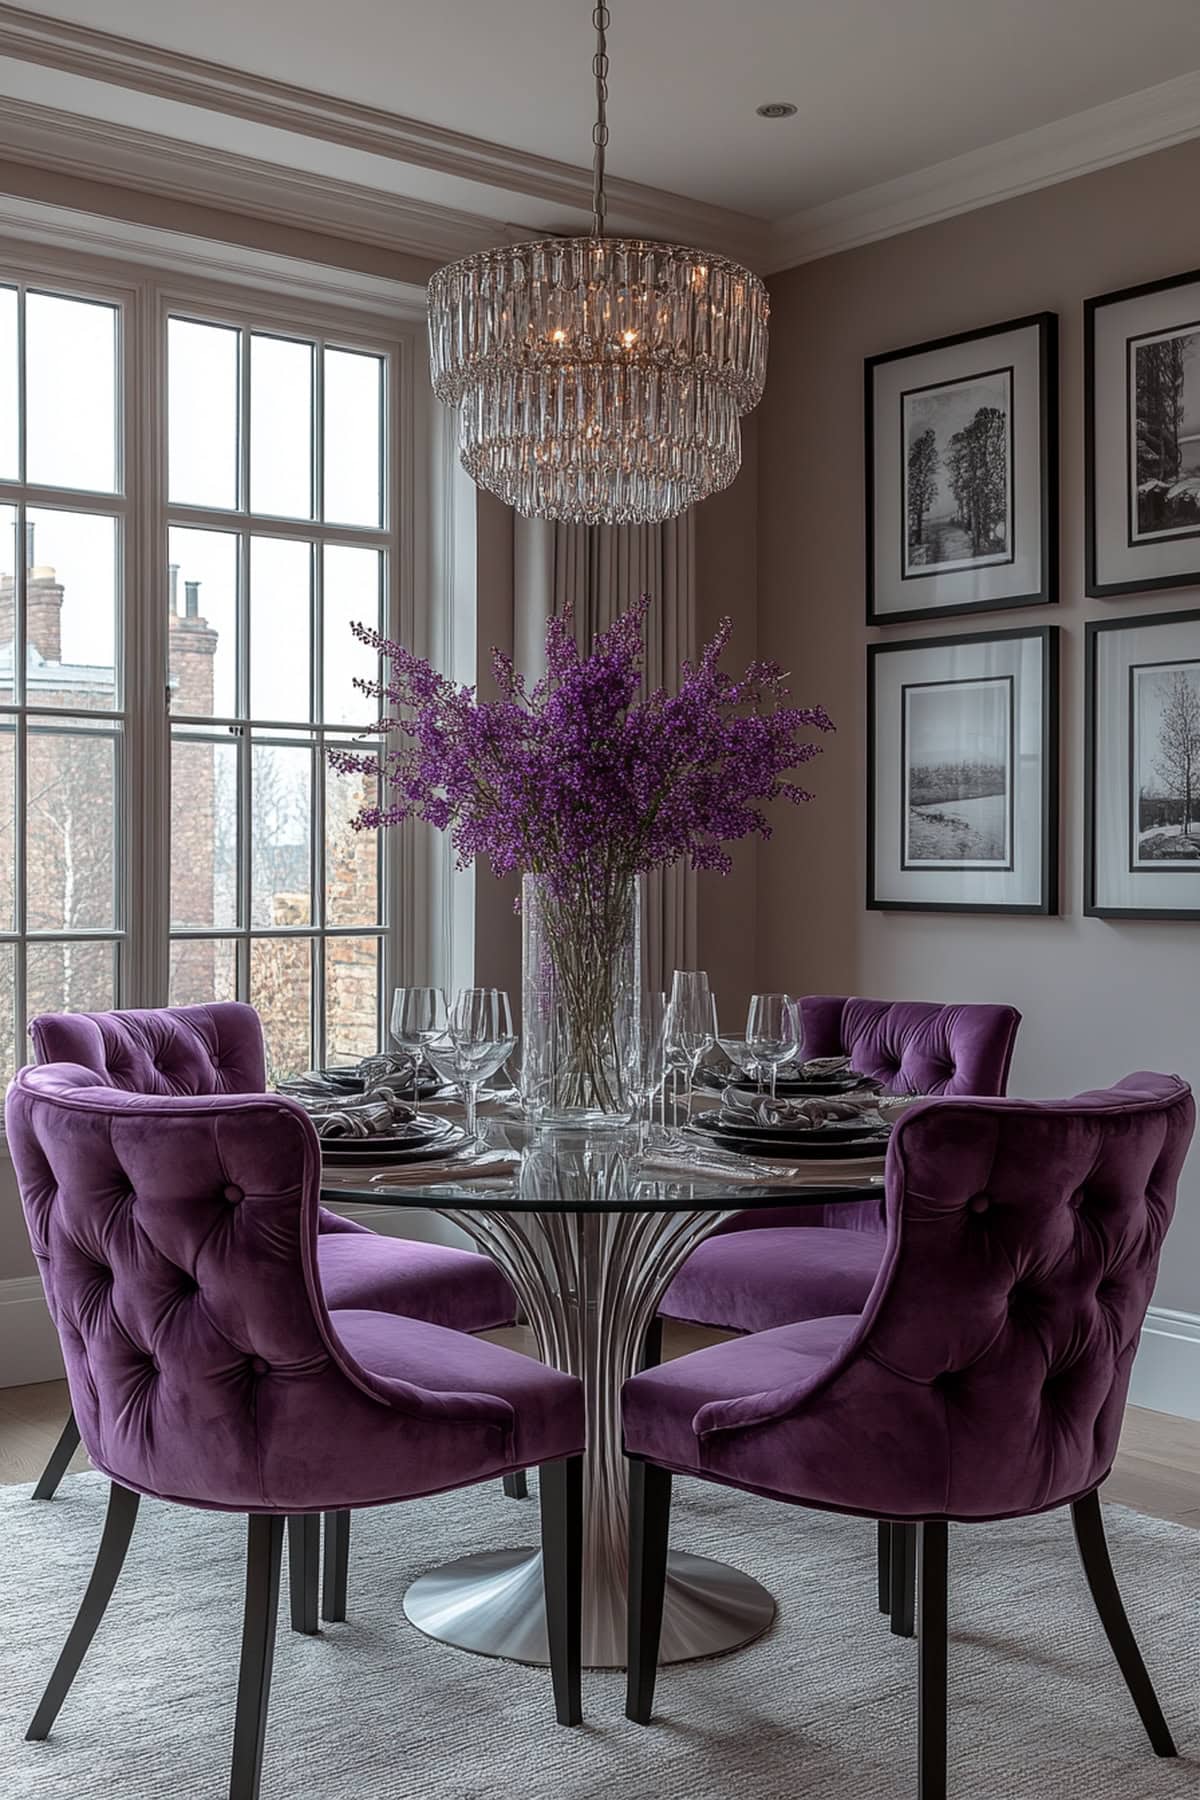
[[2, 0, 1200, 269]]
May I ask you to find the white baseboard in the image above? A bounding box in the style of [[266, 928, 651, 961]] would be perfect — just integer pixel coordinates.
[[1128, 1306, 1200, 1422], [0, 1275, 64, 1387]]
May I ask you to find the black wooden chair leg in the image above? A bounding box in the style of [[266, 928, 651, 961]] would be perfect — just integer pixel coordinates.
[[877, 1520, 893, 1613], [27, 1481, 140, 1740], [641, 1316, 665, 1371], [286, 1513, 320, 1635], [321, 1510, 350, 1623], [539, 1455, 583, 1726], [917, 1522, 948, 1800], [32, 1409, 82, 1501], [503, 1470, 529, 1500], [1071, 1490, 1177, 1757], [625, 1457, 673, 1724], [229, 1514, 285, 1800], [891, 1520, 917, 1637]]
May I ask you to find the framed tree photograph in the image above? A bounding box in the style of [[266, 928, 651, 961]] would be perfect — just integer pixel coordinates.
[[868, 626, 1058, 914], [1087, 269, 1200, 596], [1086, 609, 1200, 917], [865, 313, 1057, 624]]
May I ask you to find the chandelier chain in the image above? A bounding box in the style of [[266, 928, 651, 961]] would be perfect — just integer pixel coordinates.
[[591, 2, 610, 236]]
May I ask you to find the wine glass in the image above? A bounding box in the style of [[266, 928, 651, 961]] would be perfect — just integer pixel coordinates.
[[746, 992, 800, 1103], [718, 1034, 763, 1095], [667, 971, 718, 1122], [389, 986, 447, 1107], [424, 988, 517, 1146], [634, 992, 670, 1143]]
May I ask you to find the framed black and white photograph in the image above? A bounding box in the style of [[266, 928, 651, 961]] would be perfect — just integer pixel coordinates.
[[1086, 609, 1200, 917], [866, 313, 1057, 624], [1087, 267, 1200, 596], [869, 627, 1058, 913]]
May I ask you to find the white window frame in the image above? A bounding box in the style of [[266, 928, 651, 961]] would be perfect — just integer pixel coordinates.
[[0, 229, 450, 1087]]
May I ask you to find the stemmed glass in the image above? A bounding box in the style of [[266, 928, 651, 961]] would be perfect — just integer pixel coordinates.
[[718, 1034, 764, 1094], [424, 988, 517, 1146], [389, 986, 447, 1107], [667, 971, 719, 1123], [746, 992, 800, 1103], [633, 992, 670, 1144]]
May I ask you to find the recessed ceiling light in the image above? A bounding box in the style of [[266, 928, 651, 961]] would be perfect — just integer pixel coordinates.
[[756, 101, 797, 119]]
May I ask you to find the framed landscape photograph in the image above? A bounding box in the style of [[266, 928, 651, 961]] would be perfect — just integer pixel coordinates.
[[868, 626, 1058, 914], [866, 313, 1057, 624], [1086, 609, 1200, 917], [1087, 267, 1200, 596]]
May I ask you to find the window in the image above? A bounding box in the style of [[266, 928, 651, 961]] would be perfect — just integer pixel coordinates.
[[0, 280, 125, 1086], [0, 250, 413, 1095], [165, 312, 392, 1083]]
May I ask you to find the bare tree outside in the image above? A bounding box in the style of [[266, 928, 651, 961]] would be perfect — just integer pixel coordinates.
[[1134, 661, 1200, 863]]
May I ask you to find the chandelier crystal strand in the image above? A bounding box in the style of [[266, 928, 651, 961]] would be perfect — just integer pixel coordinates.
[[426, 4, 768, 525]]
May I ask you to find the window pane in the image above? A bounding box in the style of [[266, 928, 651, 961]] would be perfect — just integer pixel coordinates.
[[0, 716, 14, 931], [172, 733, 239, 929], [0, 503, 15, 704], [251, 335, 313, 519], [25, 509, 117, 710], [252, 741, 311, 926], [0, 942, 14, 1091], [168, 527, 238, 718], [323, 544, 380, 725], [326, 936, 380, 1065], [26, 938, 115, 1027], [26, 720, 117, 930], [169, 937, 237, 1009], [26, 293, 117, 493], [251, 936, 312, 1083], [324, 348, 383, 527], [0, 287, 16, 481], [250, 537, 311, 720], [326, 754, 378, 926], [169, 318, 239, 510]]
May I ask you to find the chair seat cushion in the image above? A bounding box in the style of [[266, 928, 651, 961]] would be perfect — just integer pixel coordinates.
[[658, 1227, 885, 1334], [316, 1232, 516, 1333], [331, 1309, 583, 1473], [623, 1314, 859, 1474]]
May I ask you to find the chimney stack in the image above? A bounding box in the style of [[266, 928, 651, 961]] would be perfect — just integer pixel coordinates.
[[169, 564, 179, 615], [185, 580, 200, 619]]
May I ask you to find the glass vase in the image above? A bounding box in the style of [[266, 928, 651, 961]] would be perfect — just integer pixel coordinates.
[[520, 871, 641, 1127]]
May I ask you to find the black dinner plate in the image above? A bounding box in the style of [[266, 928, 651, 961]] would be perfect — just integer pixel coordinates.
[[688, 1111, 890, 1158], [320, 1125, 470, 1167], [714, 1115, 887, 1145], [696, 1068, 882, 1098]]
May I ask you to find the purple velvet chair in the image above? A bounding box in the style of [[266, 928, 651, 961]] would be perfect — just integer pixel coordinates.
[[6, 1064, 585, 1798], [624, 1074, 1193, 1798], [26, 1004, 519, 1490]]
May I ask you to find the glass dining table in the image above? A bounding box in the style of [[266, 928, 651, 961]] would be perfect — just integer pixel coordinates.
[[320, 1125, 885, 1671]]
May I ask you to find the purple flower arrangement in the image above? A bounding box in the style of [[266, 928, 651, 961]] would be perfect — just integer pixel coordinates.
[[331, 596, 832, 1120]]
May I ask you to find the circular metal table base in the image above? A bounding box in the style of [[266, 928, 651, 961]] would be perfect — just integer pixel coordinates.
[[403, 1545, 775, 1671]]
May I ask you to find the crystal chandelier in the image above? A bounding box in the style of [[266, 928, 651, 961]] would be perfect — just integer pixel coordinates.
[[426, 3, 769, 526]]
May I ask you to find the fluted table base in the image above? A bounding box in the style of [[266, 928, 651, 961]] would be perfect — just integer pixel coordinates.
[[404, 1544, 774, 1670]]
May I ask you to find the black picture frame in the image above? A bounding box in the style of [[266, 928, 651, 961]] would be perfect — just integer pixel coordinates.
[[1086, 266, 1200, 598], [1085, 608, 1200, 918], [867, 625, 1059, 915], [865, 312, 1058, 625]]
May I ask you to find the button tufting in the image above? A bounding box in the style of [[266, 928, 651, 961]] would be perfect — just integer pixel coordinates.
[[968, 1193, 991, 1214], [223, 1184, 243, 1203], [249, 1356, 270, 1376]]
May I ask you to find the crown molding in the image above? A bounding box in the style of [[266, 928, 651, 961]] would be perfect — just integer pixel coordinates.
[[0, 3, 766, 267], [0, 96, 535, 270], [768, 67, 1200, 272]]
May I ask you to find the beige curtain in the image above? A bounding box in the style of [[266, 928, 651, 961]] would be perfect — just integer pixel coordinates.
[[549, 516, 699, 995]]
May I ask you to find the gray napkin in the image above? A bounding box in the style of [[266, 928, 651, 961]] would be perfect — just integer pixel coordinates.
[[720, 1087, 888, 1131]]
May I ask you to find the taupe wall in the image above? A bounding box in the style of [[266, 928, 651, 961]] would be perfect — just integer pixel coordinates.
[[758, 135, 1200, 1316]]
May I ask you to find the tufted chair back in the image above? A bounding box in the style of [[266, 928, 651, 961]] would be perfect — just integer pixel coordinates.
[[696, 1074, 1194, 1521], [5, 1064, 518, 1512], [798, 995, 1020, 1097], [29, 1003, 266, 1097]]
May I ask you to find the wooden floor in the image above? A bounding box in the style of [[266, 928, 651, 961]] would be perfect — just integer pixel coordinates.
[[0, 1375, 1196, 1526]]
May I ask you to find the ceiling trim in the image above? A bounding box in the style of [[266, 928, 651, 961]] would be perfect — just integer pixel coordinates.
[[0, 2, 766, 265], [0, 96, 537, 268], [767, 67, 1200, 272]]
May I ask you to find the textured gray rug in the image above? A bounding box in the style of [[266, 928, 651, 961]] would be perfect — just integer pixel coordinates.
[[0, 1472, 1195, 1800]]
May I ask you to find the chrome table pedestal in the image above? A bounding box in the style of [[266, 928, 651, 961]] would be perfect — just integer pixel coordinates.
[[403, 1166, 775, 1670]]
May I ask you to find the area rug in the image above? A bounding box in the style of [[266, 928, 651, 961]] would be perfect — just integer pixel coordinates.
[[0, 1472, 1194, 1800]]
